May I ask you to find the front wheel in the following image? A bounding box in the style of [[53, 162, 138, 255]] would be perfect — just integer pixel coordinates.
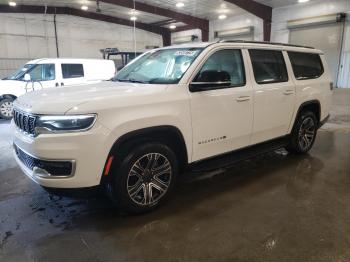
[[0, 98, 14, 120], [106, 143, 178, 213], [286, 111, 318, 154]]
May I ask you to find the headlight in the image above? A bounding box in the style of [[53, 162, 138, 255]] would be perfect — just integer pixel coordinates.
[[35, 114, 97, 135]]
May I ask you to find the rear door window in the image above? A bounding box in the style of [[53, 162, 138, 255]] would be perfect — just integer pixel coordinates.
[[249, 49, 288, 84], [288, 52, 324, 80], [61, 64, 84, 79]]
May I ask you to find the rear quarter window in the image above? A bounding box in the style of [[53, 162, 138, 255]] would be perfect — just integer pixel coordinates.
[[287, 52, 324, 80], [61, 64, 84, 79]]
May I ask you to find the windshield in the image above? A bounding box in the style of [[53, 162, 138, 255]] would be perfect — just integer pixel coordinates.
[[6, 63, 55, 81], [112, 48, 203, 84], [6, 64, 34, 80]]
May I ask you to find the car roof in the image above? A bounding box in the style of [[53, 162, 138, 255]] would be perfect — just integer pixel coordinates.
[[158, 40, 323, 54], [27, 58, 111, 64]]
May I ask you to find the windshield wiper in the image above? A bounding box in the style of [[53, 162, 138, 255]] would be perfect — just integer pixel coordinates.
[[116, 78, 148, 84]]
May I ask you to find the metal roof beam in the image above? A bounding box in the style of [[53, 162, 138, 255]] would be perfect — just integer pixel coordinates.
[[150, 19, 176, 27], [100, 0, 209, 42], [101, 0, 208, 29], [0, 4, 171, 40], [224, 0, 272, 41]]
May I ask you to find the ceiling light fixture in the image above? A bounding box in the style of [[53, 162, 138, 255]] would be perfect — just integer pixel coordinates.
[[9, 1, 16, 6], [298, 0, 309, 2], [169, 24, 177, 29], [130, 16, 137, 21], [176, 2, 185, 8], [81, 5, 88, 10], [218, 14, 227, 20], [130, 8, 138, 15]]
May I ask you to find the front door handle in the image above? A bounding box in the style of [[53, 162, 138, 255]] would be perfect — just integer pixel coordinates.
[[55, 83, 59, 87], [236, 96, 251, 102], [284, 90, 294, 95]]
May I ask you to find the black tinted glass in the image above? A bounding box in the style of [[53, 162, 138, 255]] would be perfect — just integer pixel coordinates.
[[249, 49, 288, 84], [288, 52, 324, 80], [61, 64, 84, 79]]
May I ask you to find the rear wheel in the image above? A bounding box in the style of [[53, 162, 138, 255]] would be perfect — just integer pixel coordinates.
[[106, 143, 178, 213], [286, 111, 318, 154], [0, 98, 14, 120]]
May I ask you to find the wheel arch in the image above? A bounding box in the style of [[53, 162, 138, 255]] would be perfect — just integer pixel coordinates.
[[292, 100, 321, 130], [298, 100, 321, 121], [103, 125, 189, 179], [0, 94, 17, 101]]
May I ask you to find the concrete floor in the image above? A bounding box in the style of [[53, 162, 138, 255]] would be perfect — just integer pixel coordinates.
[[0, 90, 349, 262]]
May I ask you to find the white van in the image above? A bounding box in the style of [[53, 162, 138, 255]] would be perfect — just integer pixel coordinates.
[[0, 58, 115, 119]]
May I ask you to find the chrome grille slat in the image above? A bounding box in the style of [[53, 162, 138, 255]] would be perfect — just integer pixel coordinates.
[[13, 109, 37, 136]]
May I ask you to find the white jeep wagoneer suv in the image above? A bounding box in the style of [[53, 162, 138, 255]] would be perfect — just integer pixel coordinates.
[[12, 41, 332, 213]]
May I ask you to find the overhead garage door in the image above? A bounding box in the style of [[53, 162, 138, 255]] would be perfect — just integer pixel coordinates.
[[289, 19, 344, 85], [214, 26, 254, 41]]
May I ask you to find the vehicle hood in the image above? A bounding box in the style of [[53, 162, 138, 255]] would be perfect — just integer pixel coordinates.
[[13, 81, 168, 114], [0, 79, 27, 98]]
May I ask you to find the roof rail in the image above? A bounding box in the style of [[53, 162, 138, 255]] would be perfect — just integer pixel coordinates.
[[217, 40, 315, 49]]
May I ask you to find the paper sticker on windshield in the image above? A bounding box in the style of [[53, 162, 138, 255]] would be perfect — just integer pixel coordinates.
[[175, 51, 197, 56]]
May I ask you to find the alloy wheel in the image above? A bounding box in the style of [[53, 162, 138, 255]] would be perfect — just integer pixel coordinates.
[[127, 153, 172, 206], [298, 116, 316, 151], [0, 101, 13, 118]]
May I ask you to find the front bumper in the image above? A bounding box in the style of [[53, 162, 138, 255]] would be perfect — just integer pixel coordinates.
[[14, 144, 75, 178], [12, 120, 112, 188]]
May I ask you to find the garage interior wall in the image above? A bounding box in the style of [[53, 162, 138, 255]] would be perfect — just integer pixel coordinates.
[[271, 0, 350, 88], [0, 13, 163, 78]]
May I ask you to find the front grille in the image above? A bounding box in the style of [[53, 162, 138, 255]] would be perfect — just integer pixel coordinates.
[[14, 145, 73, 177], [13, 109, 37, 135]]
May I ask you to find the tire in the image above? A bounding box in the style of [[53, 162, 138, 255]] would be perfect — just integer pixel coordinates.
[[106, 143, 178, 213], [286, 111, 318, 154], [0, 98, 14, 120]]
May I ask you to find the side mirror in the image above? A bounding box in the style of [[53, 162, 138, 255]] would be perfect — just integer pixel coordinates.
[[24, 73, 31, 82], [190, 70, 231, 92]]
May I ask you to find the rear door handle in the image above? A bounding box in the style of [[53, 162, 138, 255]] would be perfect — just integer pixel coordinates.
[[284, 90, 294, 95], [236, 96, 251, 102]]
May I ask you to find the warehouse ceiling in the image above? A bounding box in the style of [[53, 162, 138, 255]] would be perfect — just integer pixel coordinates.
[[0, 0, 321, 26]]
